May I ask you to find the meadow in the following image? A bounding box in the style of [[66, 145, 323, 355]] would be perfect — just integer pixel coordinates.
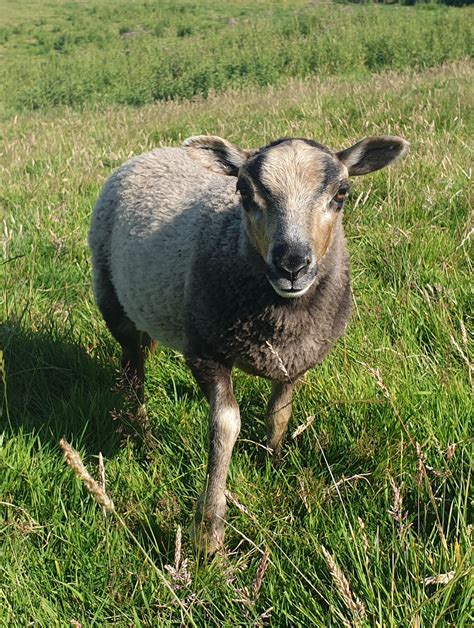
[[1, 0, 473, 113], [1, 0, 473, 625]]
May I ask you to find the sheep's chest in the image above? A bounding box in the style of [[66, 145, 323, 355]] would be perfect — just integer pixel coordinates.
[[229, 309, 335, 382], [188, 262, 351, 382]]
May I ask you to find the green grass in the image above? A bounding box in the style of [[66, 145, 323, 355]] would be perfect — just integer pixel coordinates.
[[1, 1, 473, 625], [0, 0, 472, 113]]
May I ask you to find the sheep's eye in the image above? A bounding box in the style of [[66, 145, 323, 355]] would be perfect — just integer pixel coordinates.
[[333, 187, 349, 207]]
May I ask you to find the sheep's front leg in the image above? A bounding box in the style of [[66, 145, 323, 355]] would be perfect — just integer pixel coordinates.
[[266, 381, 293, 460], [187, 358, 240, 554]]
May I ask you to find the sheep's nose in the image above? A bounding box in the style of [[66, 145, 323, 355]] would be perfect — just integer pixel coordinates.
[[272, 243, 313, 278]]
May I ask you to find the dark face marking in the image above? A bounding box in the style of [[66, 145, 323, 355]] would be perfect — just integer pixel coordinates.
[[320, 156, 343, 193], [244, 152, 275, 204]]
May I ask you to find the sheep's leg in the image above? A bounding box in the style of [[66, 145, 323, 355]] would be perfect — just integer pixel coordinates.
[[266, 381, 293, 460], [121, 331, 156, 399], [120, 330, 155, 405], [95, 267, 152, 406], [187, 358, 240, 554]]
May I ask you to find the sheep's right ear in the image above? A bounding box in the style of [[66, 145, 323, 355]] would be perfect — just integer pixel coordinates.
[[183, 135, 251, 177], [336, 136, 409, 176]]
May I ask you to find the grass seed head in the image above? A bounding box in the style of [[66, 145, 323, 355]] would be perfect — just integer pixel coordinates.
[[252, 549, 270, 598], [423, 571, 455, 586], [59, 438, 115, 513], [321, 544, 366, 623]]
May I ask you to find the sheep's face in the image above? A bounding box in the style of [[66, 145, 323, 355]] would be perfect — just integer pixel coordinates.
[[183, 134, 409, 299], [238, 139, 348, 298]]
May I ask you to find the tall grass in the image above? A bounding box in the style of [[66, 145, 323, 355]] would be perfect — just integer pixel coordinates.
[[0, 0, 472, 113]]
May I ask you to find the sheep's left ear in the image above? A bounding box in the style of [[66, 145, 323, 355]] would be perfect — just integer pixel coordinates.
[[183, 135, 252, 176], [336, 136, 409, 176]]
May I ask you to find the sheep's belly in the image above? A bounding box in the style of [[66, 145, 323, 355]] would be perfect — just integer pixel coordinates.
[[110, 255, 188, 353], [115, 278, 187, 354]]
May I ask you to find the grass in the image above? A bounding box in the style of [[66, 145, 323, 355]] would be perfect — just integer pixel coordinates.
[[0, 0, 472, 113], [1, 0, 473, 625]]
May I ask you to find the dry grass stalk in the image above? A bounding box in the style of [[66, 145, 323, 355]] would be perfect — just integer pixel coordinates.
[[98, 452, 105, 491], [265, 341, 291, 381], [0, 501, 41, 529], [415, 442, 427, 486], [252, 548, 270, 598], [449, 322, 473, 390], [423, 571, 455, 585], [224, 490, 258, 524], [446, 443, 456, 462], [324, 473, 371, 496], [357, 517, 370, 568], [292, 415, 315, 439], [174, 525, 182, 570], [388, 476, 403, 522], [460, 319, 469, 349], [455, 225, 473, 251], [109, 401, 154, 450], [235, 549, 271, 615], [238, 438, 274, 454], [59, 445, 193, 620], [321, 544, 366, 623], [412, 615, 421, 628], [297, 475, 311, 512], [98, 452, 107, 519], [257, 606, 273, 624], [59, 438, 115, 513], [388, 476, 410, 534], [165, 526, 192, 589]]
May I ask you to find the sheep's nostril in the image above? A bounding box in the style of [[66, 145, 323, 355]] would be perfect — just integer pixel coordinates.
[[271, 242, 315, 280], [273, 253, 312, 279]]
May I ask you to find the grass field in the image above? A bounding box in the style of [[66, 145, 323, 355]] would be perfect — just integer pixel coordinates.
[[1, 0, 472, 113], [1, 0, 473, 625]]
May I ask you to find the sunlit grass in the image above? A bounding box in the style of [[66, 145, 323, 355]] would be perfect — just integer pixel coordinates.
[[0, 0, 472, 113], [0, 5, 472, 622]]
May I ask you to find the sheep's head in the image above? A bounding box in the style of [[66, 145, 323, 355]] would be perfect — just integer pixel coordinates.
[[183, 134, 409, 299]]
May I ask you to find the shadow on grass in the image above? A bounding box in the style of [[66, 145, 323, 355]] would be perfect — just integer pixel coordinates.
[[0, 320, 122, 457], [134, 517, 181, 566]]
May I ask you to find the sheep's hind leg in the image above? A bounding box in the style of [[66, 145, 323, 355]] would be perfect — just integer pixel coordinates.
[[187, 358, 241, 555], [94, 268, 153, 435], [266, 381, 293, 462]]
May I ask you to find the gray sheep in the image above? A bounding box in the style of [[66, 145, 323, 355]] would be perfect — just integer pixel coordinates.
[[89, 134, 409, 553]]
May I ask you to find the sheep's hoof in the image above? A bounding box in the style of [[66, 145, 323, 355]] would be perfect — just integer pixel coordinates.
[[264, 442, 284, 467], [189, 514, 225, 557]]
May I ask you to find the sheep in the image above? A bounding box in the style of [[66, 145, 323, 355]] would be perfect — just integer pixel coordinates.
[[89, 133, 409, 553]]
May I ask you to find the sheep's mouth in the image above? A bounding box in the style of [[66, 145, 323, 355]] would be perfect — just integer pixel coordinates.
[[267, 275, 316, 299], [266, 260, 318, 299]]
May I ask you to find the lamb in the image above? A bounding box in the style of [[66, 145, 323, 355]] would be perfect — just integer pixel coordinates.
[[88, 133, 409, 553]]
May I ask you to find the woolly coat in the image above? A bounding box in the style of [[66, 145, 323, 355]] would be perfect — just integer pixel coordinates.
[[89, 147, 352, 382]]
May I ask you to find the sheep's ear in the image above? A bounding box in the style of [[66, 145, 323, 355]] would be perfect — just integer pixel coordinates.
[[336, 136, 409, 176], [183, 135, 251, 176]]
